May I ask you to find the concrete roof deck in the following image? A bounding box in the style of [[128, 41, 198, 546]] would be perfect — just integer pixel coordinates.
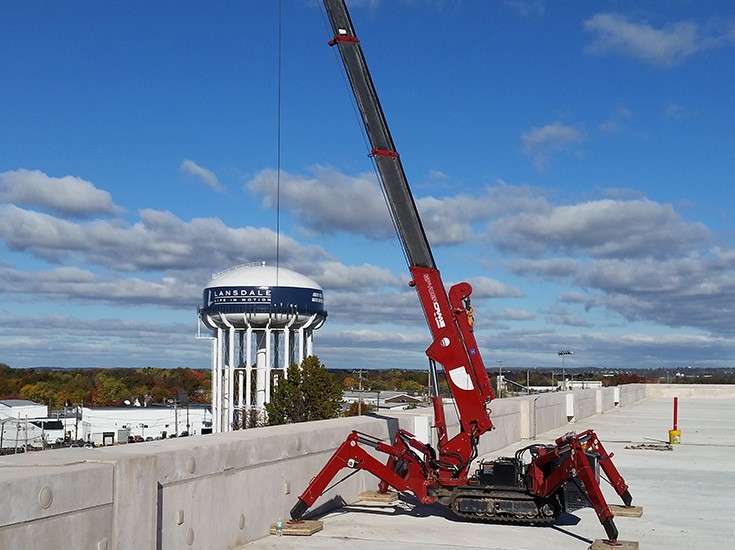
[[241, 395, 735, 549]]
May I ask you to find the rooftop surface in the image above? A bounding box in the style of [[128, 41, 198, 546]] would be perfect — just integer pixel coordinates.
[[241, 395, 735, 550]]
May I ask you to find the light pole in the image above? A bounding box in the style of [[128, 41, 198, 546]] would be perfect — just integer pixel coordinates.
[[557, 350, 574, 390], [497, 360, 504, 398]]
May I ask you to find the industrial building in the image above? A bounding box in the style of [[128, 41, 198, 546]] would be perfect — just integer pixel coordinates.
[[0, 399, 211, 451]]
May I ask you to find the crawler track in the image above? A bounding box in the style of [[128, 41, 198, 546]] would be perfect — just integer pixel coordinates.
[[449, 489, 559, 526]]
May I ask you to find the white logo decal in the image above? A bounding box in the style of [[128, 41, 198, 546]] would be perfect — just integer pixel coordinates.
[[448, 367, 474, 391]]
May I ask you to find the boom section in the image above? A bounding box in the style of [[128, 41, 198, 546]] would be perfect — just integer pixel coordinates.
[[323, 0, 434, 270], [323, 0, 494, 437]]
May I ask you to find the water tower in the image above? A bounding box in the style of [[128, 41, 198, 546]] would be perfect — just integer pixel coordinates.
[[198, 263, 327, 432]]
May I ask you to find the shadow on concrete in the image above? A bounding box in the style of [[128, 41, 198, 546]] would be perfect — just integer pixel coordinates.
[[301, 496, 348, 521], [551, 524, 593, 545], [554, 511, 582, 527]]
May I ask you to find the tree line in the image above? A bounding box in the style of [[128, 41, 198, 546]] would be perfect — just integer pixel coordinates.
[[3, 361, 728, 415], [0, 363, 209, 409]]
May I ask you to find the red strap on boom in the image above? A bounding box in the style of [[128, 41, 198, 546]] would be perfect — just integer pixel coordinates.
[[329, 34, 359, 46], [372, 148, 399, 158]]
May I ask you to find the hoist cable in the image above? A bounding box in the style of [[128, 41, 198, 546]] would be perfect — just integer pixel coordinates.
[[275, 0, 283, 285]]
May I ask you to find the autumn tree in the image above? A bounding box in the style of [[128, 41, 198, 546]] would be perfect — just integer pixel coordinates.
[[344, 401, 374, 417], [266, 356, 342, 425], [19, 382, 55, 408], [92, 374, 130, 406]]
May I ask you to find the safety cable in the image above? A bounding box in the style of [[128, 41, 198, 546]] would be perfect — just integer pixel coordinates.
[[275, 0, 283, 285]]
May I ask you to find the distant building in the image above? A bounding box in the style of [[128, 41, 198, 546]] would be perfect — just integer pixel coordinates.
[[0, 399, 212, 450], [1, 400, 51, 450], [0, 399, 47, 419], [342, 391, 424, 411], [557, 380, 603, 390]]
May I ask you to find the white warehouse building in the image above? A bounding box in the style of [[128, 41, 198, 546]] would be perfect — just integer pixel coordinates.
[[0, 399, 212, 450]]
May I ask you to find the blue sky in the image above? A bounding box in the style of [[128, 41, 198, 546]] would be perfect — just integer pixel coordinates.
[[1, 0, 733, 373]]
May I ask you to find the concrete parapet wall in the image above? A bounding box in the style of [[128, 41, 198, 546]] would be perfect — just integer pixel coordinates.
[[619, 384, 647, 406], [572, 390, 597, 420], [645, 384, 735, 398], [0, 384, 657, 549], [0, 414, 392, 550]]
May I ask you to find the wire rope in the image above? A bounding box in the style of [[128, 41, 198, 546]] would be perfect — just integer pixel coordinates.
[[275, 0, 283, 285]]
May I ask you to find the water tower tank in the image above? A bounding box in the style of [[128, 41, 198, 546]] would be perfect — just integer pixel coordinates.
[[199, 263, 328, 432], [200, 263, 327, 330]]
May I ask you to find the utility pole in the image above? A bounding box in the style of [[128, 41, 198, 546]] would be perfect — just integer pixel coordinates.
[[497, 360, 504, 398], [74, 400, 81, 442], [557, 350, 574, 390], [356, 369, 365, 416]]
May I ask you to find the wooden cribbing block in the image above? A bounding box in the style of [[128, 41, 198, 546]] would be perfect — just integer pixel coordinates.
[[610, 505, 644, 518], [358, 490, 399, 503], [270, 520, 323, 536], [591, 540, 639, 549]]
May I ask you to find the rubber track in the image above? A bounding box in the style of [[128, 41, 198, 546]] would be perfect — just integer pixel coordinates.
[[450, 489, 558, 526]]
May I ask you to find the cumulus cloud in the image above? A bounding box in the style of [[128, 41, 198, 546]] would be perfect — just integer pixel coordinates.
[[521, 122, 586, 172], [584, 13, 735, 67], [493, 308, 536, 322], [326, 288, 425, 327], [494, 198, 711, 259], [0, 265, 201, 308], [513, 251, 735, 337], [599, 107, 633, 136], [0, 169, 123, 217], [2, 163, 733, 369], [310, 261, 402, 291], [246, 166, 499, 245], [181, 159, 225, 193], [663, 102, 697, 121], [462, 276, 524, 299], [246, 166, 394, 239], [504, 0, 545, 18], [0, 314, 203, 368], [327, 328, 426, 346], [542, 305, 591, 328], [246, 168, 542, 247], [0, 203, 326, 273]]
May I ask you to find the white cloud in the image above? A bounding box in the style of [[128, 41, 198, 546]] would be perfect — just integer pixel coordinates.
[[0, 203, 327, 273], [463, 276, 524, 299], [0, 314, 204, 368], [0, 265, 200, 308], [181, 159, 225, 193], [513, 252, 735, 337], [663, 102, 697, 121], [494, 308, 536, 322], [584, 13, 735, 67], [504, 0, 545, 18], [310, 261, 401, 291], [599, 107, 633, 136], [0, 169, 123, 217], [246, 166, 394, 239], [521, 122, 586, 172], [494, 198, 711, 259], [247, 169, 544, 248]]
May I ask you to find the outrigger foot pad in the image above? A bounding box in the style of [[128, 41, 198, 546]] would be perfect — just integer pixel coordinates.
[[290, 498, 309, 521], [602, 517, 619, 543]]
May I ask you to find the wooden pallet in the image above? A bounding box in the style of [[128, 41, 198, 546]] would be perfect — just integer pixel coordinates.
[[270, 520, 323, 536]]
